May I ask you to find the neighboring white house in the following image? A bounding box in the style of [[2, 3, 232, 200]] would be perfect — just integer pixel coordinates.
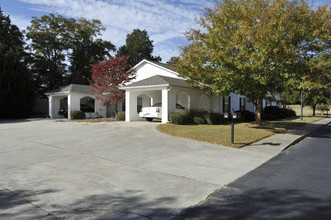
[[121, 59, 279, 123], [46, 59, 279, 121], [46, 84, 120, 119]]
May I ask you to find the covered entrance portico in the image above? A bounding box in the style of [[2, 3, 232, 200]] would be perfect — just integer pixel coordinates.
[[122, 75, 194, 124], [125, 86, 171, 123]]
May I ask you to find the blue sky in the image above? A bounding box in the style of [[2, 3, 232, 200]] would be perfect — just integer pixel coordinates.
[[1, 0, 330, 62], [0, 0, 214, 62]]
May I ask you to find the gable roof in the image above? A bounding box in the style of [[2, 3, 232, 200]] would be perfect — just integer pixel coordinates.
[[123, 75, 191, 89], [132, 59, 177, 75], [45, 84, 92, 95]]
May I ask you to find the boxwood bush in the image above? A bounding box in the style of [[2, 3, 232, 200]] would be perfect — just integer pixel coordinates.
[[169, 112, 189, 125], [264, 106, 285, 119], [193, 116, 205, 125], [169, 110, 225, 125], [116, 112, 125, 121], [281, 108, 296, 117], [204, 112, 225, 125], [235, 110, 255, 121], [70, 110, 86, 120], [261, 113, 278, 120]]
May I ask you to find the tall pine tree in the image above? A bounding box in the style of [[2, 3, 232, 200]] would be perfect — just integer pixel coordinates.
[[0, 8, 35, 118]]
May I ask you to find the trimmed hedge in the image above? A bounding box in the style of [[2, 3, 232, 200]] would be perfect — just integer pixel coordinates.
[[204, 112, 225, 125], [70, 111, 85, 120], [116, 112, 125, 121], [264, 106, 285, 119], [169, 112, 189, 125], [261, 113, 278, 120], [193, 116, 205, 125], [281, 108, 296, 117], [169, 110, 225, 125], [235, 110, 255, 121]]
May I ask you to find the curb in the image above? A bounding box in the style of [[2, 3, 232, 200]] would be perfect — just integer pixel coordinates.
[[282, 119, 331, 152]]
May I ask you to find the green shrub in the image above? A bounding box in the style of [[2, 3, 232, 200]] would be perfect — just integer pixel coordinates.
[[235, 110, 255, 121], [261, 113, 277, 120], [204, 112, 225, 125], [264, 106, 285, 119], [169, 112, 188, 125], [281, 108, 296, 117], [193, 116, 205, 124], [170, 110, 225, 125], [116, 111, 125, 121], [70, 110, 86, 119]]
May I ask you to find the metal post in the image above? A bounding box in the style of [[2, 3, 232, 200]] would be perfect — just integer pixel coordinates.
[[301, 87, 303, 121], [231, 120, 234, 144], [231, 109, 234, 144]]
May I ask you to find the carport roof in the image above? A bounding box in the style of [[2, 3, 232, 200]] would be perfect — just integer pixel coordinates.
[[123, 75, 192, 89], [45, 84, 92, 95]]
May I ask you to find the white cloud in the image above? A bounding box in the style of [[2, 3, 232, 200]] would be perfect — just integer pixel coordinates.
[[17, 0, 213, 62], [8, 15, 31, 32]]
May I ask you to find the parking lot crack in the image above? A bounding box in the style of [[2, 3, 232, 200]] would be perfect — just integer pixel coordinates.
[[0, 184, 60, 219]]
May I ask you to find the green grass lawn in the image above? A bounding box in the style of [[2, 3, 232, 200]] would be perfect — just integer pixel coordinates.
[[157, 116, 324, 148], [287, 104, 329, 117]]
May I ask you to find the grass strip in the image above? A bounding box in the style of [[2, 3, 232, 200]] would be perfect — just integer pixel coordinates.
[[156, 116, 324, 148]]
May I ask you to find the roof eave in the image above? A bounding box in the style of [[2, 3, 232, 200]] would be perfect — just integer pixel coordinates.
[[120, 84, 170, 90], [131, 59, 178, 76]]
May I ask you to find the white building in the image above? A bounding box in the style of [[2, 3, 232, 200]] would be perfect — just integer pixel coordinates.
[[122, 59, 278, 123], [46, 84, 119, 119], [46, 59, 279, 122]]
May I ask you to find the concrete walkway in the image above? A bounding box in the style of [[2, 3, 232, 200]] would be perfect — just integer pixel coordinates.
[[0, 117, 330, 219], [243, 117, 331, 157]]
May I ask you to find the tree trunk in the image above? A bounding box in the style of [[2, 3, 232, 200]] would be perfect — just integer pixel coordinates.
[[312, 104, 316, 116], [256, 98, 263, 126], [115, 101, 119, 115]]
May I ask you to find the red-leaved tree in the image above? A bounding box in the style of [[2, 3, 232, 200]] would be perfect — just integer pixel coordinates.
[[90, 56, 136, 112]]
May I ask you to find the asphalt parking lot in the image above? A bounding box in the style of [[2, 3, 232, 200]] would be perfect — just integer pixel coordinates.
[[0, 119, 271, 219]]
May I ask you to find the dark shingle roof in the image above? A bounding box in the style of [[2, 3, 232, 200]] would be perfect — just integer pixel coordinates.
[[148, 60, 173, 72], [45, 84, 92, 95], [124, 75, 191, 88]]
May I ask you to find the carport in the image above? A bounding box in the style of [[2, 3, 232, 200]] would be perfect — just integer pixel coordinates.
[[46, 84, 107, 119], [122, 75, 199, 123]]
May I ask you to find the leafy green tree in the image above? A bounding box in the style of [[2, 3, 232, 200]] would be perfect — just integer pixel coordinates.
[[26, 14, 69, 96], [175, 0, 330, 125], [118, 29, 161, 67], [302, 52, 331, 116], [0, 9, 35, 118], [26, 14, 115, 95], [68, 18, 115, 85], [167, 56, 180, 70]]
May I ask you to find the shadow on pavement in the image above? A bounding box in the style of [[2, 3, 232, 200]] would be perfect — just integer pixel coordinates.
[[175, 188, 331, 220], [53, 190, 177, 219], [0, 119, 46, 124], [0, 187, 177, 219], [0, 188, 59, 219]]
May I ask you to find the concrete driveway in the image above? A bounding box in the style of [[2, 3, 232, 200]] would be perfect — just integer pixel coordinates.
[[0, 119, 271, 219]]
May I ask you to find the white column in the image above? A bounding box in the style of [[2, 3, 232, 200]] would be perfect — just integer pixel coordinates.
[[48, 96, 53, 118], [68, 94, 71, 119], [125, 91, 130, 122], [162, 89, 169, 123]]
